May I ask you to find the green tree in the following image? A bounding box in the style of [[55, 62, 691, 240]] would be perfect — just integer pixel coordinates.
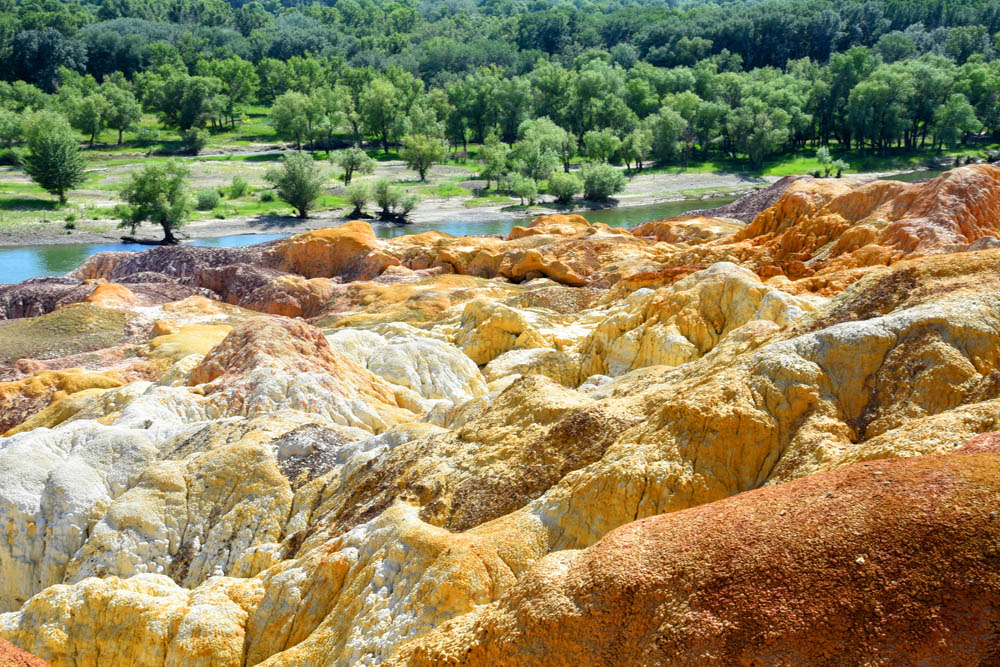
[[496, 77, 532, 143], [146, 72, 222, 131], [399, 133, 446, 181], [399, 99, 444, 139], [581, 162, 626, 201], [815, 147, 849, 177], [68, 93, 108, 147], [23, 111, 85, 204], [181, 128, 209, 155], [101, 84, 142, 145], [647, 107, 687, 163], [620, 128, 652, 172], [308, 87, 344, 150], [510, 137, 559, 181], [197, 56, 258, 128], [519, 117, 576, 173], [583, 128, 622, 163], [530, 61, 575, 129], [547, 171, 582, 204], [509, 174, 537, 205], [932, 94, 982, 149], [270, 91, 316, 150], [117, 161, 192, 243], [846, 70, 912, 152], [360, 78, 401, 154], [264, 151, 326, 218], [875, 32, 917, 63], [727, 98, 790, 167], [399, 192, 420, 217], [479, 135, 511, 190], [449, 67, 501, 144], [334, 146, 376, 185], [0, 109, 21, 148], [945, 26, 993, 65]]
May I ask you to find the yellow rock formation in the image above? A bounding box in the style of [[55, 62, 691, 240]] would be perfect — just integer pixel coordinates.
[[2, 167, 1000, 666], [265, 221, 400, 280]]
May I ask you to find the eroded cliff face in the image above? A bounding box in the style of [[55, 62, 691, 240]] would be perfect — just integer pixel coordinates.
[[2, 166, 1000, 666]]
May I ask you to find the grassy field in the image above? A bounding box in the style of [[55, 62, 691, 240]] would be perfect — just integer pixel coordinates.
[[642, 143, 998, 178]]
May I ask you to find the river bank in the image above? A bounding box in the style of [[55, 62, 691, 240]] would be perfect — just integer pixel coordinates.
[[0, 165, 945, 249], [0, 168, 771, 247]]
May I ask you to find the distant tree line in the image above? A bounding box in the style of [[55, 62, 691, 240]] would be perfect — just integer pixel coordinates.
[[4, 0, 1000, 90], [4, 0, 1000, 220]]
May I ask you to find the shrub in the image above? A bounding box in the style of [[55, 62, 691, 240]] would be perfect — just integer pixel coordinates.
[[346, 181, 370, 216], [581, 163, 627, 200], [229, 174, 249, 198], [373, 178, 401, 215], [264, 151, 327, 218], [63, 220, 76, 229], [196, 188, 220, 210], [181, 128, 209, 155], [547, 171, 582, 204], [259, 189, 275, 202], [509, 174, 538, 205], [137, 127, 160, 144], [399, 192, 420, 215], [334, 146, 376, 185], [0, 148, 22, 166]]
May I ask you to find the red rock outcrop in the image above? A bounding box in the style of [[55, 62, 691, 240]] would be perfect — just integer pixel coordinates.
[[0, 639, 47, 667], [395, 449, 1000, 665], [668, 165, 1000, 283]]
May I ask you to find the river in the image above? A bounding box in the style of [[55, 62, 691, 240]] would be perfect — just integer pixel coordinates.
[[0, 197, 738, 284], [0, 168, 952, 284]]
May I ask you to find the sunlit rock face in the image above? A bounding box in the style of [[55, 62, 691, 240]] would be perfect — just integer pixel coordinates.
[[3, 167, 1000, 666]]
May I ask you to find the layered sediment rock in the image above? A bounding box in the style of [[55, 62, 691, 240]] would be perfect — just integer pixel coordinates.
[[1, 166, 999, 666]]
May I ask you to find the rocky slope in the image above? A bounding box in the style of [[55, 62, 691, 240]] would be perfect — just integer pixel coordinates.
[[1, 166, 1000, 665]]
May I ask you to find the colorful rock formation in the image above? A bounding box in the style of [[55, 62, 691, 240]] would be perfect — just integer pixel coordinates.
[[1, 166, 1000, 666]]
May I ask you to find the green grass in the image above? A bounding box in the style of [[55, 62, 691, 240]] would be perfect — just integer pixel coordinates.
[[464, 195, 516, 208], [200, 193, 349, 220], [644, 143, 999, 178], [419, 182, 471, 198]]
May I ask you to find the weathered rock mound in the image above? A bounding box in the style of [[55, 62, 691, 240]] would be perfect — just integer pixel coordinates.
[[394, 449, 1000, 665], [2, 167, 1000, 667]]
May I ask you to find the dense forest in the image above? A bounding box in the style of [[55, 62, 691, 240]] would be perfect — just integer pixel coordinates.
[[2, 0, 1000, 224]]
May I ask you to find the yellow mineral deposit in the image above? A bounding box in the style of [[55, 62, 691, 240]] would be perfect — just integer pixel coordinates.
[[3, 167, 1000, 665]]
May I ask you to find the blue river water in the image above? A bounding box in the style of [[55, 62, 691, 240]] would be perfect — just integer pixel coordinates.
[[0, 168, 947, 284], [0, 197, 737, 284]]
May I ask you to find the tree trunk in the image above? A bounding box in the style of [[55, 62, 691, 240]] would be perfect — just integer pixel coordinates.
[[118, 129, 124, 145], [161, 224, 178, 244]]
